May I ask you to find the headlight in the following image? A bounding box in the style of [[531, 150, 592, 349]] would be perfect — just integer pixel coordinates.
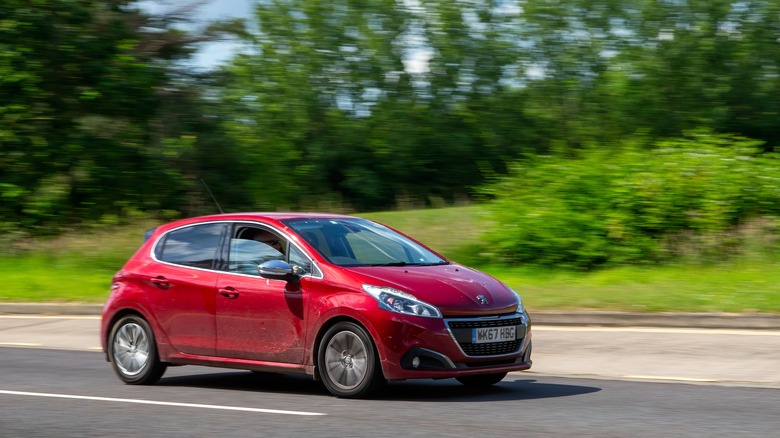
[[510, 287, 525, 313], [362, 284, 442, 318]]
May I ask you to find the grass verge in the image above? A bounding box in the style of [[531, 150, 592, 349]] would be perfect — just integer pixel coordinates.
[[479, 263, 780, 313], [1, 207, 778, 313]]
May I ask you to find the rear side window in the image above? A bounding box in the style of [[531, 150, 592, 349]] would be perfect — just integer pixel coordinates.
[[156, 223, 226, 269]]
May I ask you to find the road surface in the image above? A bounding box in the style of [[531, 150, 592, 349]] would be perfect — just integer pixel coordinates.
[[1, 316, 779, 436]]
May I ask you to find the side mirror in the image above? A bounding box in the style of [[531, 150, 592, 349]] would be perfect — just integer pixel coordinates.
[[258, 260, 299, 283]]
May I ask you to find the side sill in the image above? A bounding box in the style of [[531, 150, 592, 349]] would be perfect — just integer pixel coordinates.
[[165, 352, 312, 376]]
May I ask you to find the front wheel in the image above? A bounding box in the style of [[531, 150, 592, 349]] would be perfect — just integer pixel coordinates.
[[456, 372, 507, 387], [318, 322, 385, 398], [108, 315, 167, 385]]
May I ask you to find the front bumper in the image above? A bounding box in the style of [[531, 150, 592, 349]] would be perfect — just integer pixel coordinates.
[[373, 310, 533, 380]]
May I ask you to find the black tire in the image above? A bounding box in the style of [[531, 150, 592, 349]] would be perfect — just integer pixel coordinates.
[[108, 315, 167, 385], [456, 372, 508, 387], [318, 322, 385, 398]]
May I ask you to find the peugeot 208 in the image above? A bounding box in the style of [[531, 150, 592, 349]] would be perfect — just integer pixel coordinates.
[[101, 213, 532, 398]]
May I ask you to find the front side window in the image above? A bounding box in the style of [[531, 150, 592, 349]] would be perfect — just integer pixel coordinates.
[[227, 225, 285, 275], [283, 218, 447, 267], [157, 223, 226, 269]]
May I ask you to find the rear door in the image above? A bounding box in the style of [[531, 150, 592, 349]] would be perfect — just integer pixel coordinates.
[[148, 222, 228, 356]]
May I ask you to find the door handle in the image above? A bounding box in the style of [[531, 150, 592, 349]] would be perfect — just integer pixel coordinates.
[[151, 276, 169, 290], [219, 287, 239, 299]]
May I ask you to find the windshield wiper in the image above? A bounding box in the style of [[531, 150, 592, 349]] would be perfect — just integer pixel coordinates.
[[368, 261, 408, 267], [367, 260, 449, 267]]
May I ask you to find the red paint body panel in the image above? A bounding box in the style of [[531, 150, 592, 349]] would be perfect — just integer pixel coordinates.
[[345, 264, 518, 316], [215, 273, 307, 363], [143, 263, 218, 356]]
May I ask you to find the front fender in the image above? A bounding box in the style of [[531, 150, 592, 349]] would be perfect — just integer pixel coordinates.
[[304, 291, 385, 368]]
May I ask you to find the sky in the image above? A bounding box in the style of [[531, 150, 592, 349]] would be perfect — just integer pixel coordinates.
[[137, 0, 255, 68], [191, 0, 254, 67], [137, 0, 430, 73]]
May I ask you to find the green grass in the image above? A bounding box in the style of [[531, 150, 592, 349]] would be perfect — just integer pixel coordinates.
[[1, 207, 779, 313], [0, 220, 157, 303], [0, 255, 112, 302], [478, 263, 780, 313]]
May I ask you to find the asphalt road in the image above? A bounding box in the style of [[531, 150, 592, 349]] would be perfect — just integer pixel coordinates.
[[2, 315, 779, 387], [2, 347, 780, 437], [1, 316, 780, 436]]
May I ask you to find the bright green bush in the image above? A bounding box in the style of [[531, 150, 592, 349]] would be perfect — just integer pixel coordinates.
[[483, 132, 780, 269]]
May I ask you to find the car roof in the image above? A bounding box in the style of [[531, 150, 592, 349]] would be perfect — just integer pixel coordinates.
[[194, 212, 358, 221], [154, 212, 361, 233]]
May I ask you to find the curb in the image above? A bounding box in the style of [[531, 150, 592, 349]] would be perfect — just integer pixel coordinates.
[[530, 310, 780, 330], [0, 303, 103, 316], [2, 303, 780, 330]]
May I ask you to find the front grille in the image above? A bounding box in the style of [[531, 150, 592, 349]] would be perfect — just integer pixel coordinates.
[[447, 317, 522, 329], [445, 315, 526, 357], [461, 340, 523, 356]]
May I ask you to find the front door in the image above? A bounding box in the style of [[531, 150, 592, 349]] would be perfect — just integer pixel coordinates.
[[215, 273, 307, 364], [215, 225, 307, 364]]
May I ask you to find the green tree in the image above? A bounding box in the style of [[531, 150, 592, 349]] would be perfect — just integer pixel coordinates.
[[518, 0, 780, 148], [218, 0, 541, 210], [0, 0, 243, 231]]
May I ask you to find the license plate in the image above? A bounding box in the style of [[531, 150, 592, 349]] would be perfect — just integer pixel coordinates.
[[472, 326, 517, 344]]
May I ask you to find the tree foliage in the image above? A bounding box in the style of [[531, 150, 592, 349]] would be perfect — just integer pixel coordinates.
[[214, 0, 780, 212], [0, 0, 246, 231], [216, 0, 539, 210], [5, 0, 780, 269]]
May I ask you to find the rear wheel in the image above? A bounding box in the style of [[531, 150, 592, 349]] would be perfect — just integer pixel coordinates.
[[456, 372, 507, 387], [108, 315, 167, 385], [318, 322, 385, 398]]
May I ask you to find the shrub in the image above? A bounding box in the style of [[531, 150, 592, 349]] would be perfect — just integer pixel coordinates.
[[482, 131, 780, 269]]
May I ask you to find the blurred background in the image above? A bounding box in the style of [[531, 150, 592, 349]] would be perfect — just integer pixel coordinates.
[[2, 0, 780, 311]]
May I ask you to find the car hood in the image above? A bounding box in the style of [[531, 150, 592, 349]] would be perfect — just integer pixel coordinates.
[[344, 264, 519, 316]]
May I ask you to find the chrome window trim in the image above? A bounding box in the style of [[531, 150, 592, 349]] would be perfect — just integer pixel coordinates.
[[150, 221, 227, 271], [150, 220, 324, 280]]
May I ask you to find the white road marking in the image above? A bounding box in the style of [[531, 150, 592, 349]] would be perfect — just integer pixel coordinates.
[[534, 325, 780, 336], [0, 390, 326, 416], [0, 315, 100, 320], [624, 375, 719, 383], [0, 342, 41, 347]]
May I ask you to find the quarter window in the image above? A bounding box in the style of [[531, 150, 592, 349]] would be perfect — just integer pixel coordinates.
[[289, 245, 317, 277]]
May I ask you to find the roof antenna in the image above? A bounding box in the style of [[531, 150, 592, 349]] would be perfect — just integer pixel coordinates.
[[199, 177, 224, 214]]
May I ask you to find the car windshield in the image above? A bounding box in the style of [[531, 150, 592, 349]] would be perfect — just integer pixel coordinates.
[[282, 218, 448, 267]]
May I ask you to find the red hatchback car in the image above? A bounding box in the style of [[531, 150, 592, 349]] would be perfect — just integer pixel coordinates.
[[101, 213, 532, 398]]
